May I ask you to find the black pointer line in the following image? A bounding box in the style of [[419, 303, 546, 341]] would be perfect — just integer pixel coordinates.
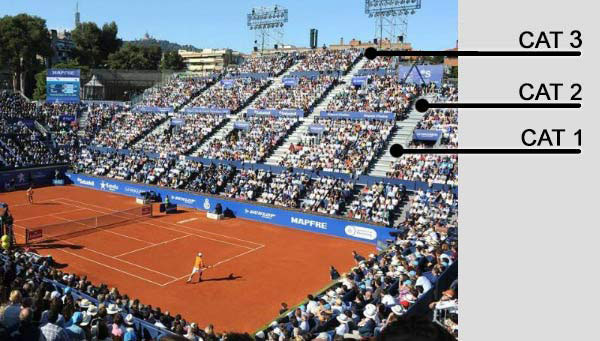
[[427, 103, 581, 109], [402, 148, 580, 154], [414, 98, 581, 113], [390, 147, 581, 157], [365, 48, 581, 59]]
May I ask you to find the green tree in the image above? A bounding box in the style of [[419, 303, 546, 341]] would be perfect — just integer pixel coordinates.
[[0, 14, 52, 93], [107, 44, 162, 70], [32, 69, 47, 101], [33, 61, 90, 101], [72, 21, 122, 68], [160, 50, 185, 71], [99, 22, 122, 62]]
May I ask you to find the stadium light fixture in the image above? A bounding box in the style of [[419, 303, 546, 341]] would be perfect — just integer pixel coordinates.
[[365, 0, 421, 47], [247, 5, 288, 53]]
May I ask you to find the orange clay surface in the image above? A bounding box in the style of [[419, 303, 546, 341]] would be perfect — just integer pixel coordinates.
[[0, 185, 375, 333]]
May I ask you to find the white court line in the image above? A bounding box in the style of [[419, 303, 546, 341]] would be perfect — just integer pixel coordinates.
[[59, 197, 265, 248], [177, 218, 198, 224], [160, 245, 265, 286], [12, 230, 165, 287], [114, 234, 192, 258], [9, 200, 58, 208], [55, 199, 259, 250], [15, 208, 89, 222], [49, 213, 155, 245], [14, 221, 177, 280]]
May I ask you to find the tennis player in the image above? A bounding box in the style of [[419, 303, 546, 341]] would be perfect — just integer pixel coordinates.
[[187, 252, 210, 283], [27, 186, 34, 204]]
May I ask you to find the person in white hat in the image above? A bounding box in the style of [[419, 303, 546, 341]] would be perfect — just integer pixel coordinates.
[[358, 304, 378, 337], [335, 314, 351, 336], [186, 252, 211, 283], [107, 303, 121, 315]]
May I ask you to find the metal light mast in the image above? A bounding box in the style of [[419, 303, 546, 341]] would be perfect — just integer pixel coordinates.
[[365, 0, 422, 48], [247, 5, 289, 53]]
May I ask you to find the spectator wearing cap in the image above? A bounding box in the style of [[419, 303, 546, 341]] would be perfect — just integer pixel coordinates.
[[335, 313, 351, 336], [65, 311, 85, 340], [357, 303, 378, 337], [123, 314, 137, 341]]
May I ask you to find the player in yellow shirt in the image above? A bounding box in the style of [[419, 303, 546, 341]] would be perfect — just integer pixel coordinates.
[[186, 252, 210, 283]]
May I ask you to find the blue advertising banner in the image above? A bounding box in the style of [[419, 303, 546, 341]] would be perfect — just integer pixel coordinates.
[[289, 71, 342, 79], [398, 64, 444, 85], [183, 107, 230, 115], [171, 118, 185, 126], [413, 129, 442, 142], [320, 111, 395, 121], [246, 109, 304, 118], [221, 79, 235, 89], [283, 77, 299, 87], [233, 121, 250, 130], [59, 115, 76, 123], [352, 76, 369, 86], [46, 69, 80, 104], [133, 106, 173, 113], [18, 119, 36, 128], [308, 124, 326, 134], [227, 72, 270, 79], [356, 69, 396, 77], [65, 173, 393, 245]]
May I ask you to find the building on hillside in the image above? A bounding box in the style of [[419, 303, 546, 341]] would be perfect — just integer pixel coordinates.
[[49, 29, 76, 66], [444, 47, 458, 68], [329, 37, 412, 51], [178, 49, 243, 74]]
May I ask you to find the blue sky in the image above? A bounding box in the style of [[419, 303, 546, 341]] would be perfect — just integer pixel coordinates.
[[1, 0, 457, 53]]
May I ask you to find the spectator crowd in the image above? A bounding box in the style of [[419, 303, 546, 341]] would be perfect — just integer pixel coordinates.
[[251, 76, 336, 112], [326, 76, 419, 119], [138, 76, 215, 110], [133, 113, 225, 156], [187, 78, 269, 113], [195, 116, 298, 164], [279, 118, 394, 175]]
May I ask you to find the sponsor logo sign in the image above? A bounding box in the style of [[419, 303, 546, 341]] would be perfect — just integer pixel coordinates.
[[244, 208, 276, 220], [77, 178, 95, 187], [344, 225, 378, 240], [290, 217, 327, 230]]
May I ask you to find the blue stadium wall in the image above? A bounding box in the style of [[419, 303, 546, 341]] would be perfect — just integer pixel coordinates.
[[1, 165, 68, 191], [65, 173, 394, 247]]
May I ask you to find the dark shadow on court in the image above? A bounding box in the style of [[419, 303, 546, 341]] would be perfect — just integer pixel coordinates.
[[200, 273, 242, 282], [27, 243, 84, 251], [34, 202, 61, 206]]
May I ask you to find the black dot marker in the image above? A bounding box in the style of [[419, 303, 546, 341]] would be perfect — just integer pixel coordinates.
[[390, 144, 404, 158], [415, 98, 429, 113], [365, 47, 377, 60]]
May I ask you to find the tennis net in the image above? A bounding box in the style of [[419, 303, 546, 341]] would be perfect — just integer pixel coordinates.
[[25, 205, 152, 244]]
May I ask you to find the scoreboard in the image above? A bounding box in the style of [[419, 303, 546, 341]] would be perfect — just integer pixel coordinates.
[[46, 69, 80, 103]]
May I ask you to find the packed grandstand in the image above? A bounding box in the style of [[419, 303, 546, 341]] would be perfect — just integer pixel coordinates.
[[0, 48, 458, 340]]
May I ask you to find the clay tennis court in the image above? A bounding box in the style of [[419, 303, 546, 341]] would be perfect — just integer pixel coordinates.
[[0, 185, 375, 332]]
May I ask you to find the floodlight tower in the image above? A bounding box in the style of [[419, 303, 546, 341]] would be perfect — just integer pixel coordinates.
[[365, 0, 422, 48], [247, 5, 289, 53]]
